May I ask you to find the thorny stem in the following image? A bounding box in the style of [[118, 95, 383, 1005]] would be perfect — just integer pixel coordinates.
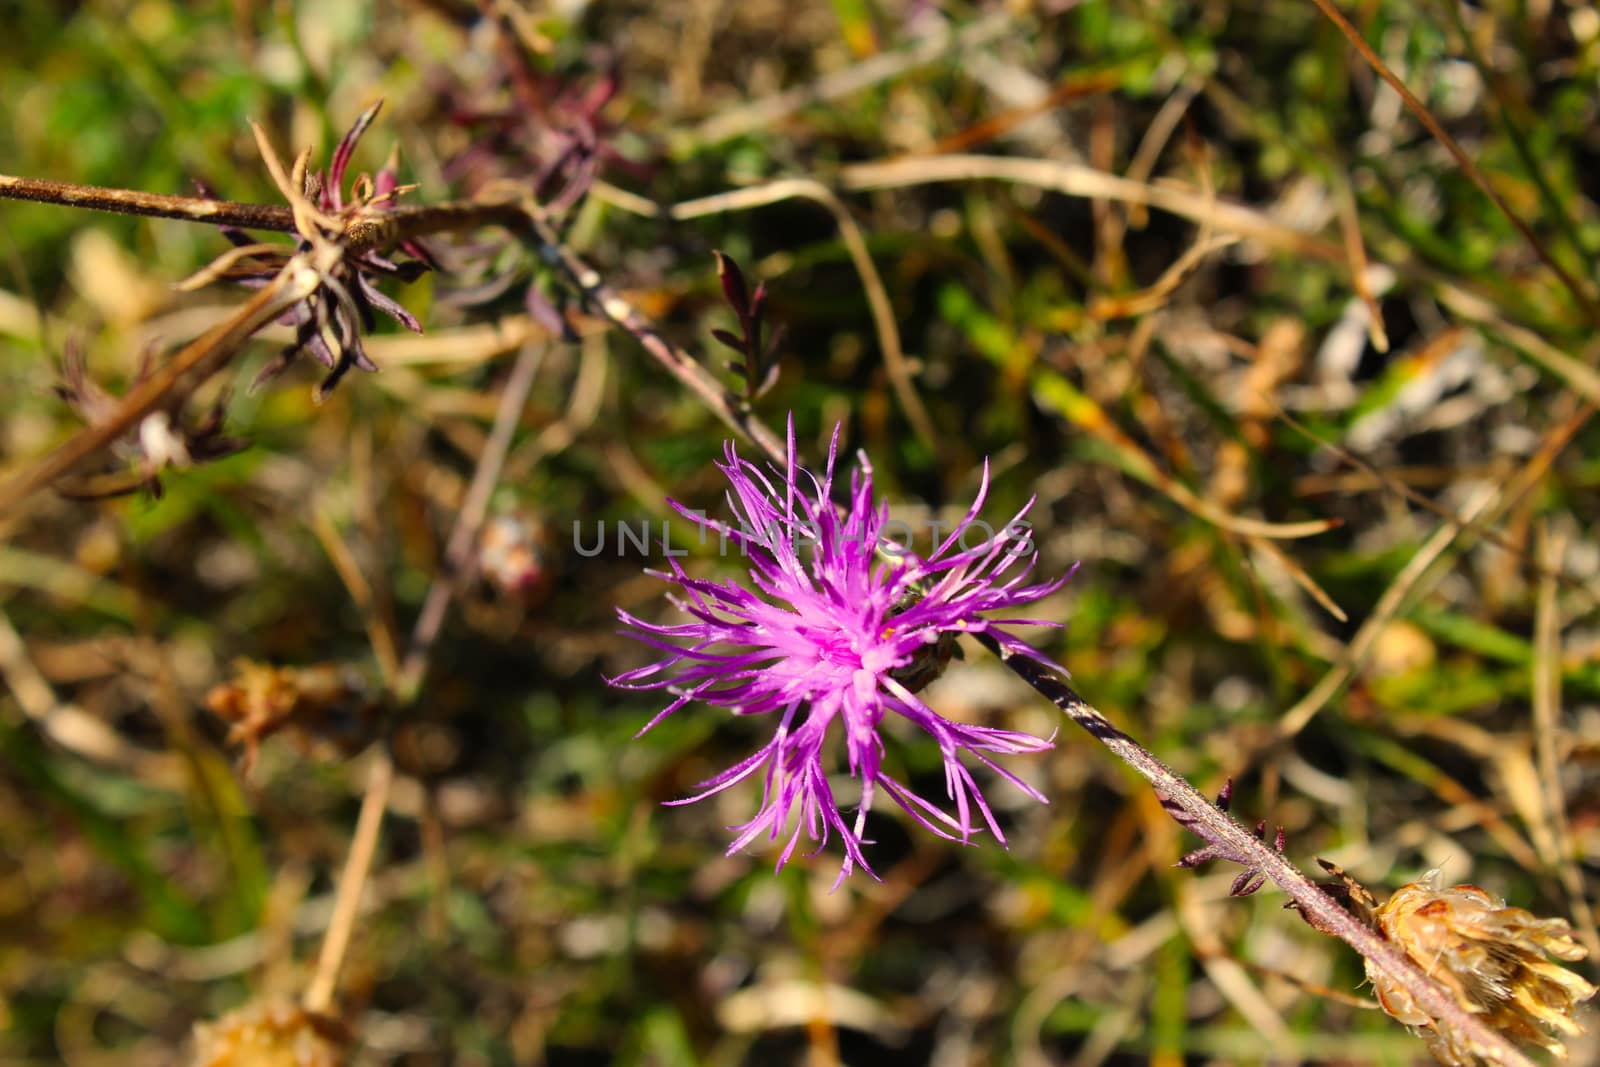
[[302, 341, 545, 1013], [982, 633, 1539, 1067]]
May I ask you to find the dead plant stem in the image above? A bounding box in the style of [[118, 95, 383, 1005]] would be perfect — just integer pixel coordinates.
[[0, 263, 318, 520], [985, 636, 1538, 1067], [301, 341, 545, 1013]]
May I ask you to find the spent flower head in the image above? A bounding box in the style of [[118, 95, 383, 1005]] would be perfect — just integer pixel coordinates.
[[54, 337, 246, 499], [612, 420, 1070, 883], [1367, 872, 1597, 1065], [192, 102, 432, 398]]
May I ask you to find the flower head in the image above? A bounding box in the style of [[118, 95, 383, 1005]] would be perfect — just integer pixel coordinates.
[[53, 337, 245, 499], [1368, 872, 1597, 1065], [190, 995, 347, 1067], [612, 421, 1070, 882], [194, 102, 433, 398]]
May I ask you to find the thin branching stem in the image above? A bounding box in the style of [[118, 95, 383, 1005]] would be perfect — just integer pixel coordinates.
[[981, 634, 1539, 1067]]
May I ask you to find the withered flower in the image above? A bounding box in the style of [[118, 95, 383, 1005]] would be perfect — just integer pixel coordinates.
[[204, 660, 383, 773], [1367, 872, 1597, 1065], [195, 101, 432, 398], [435, 35, 636, 332], [190, 996, 347, 1067], [54, 338, 246, 498], [444, 36, 622, 214], [477, 509, 553, 603]]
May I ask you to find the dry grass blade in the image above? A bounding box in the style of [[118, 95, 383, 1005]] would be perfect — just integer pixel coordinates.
[[1277, 484, 1499, 738], [0, 607, 182, 786], [1278, 408, 1599, 611], [1175, 883, 1294, 1046], [1249, 536, 1348, 623], [310, 510, 401, 685], [175, 242, 288, 291], [1029, 367, 1337, 539], [1334, 178, 1388, 353], [301, 749, 393, 1014], [1305, 0, 1600, 328], [1088, 234, 1237, 320], [836, 154, 1343, 258], [680, 10, 1016, 148], [1533, 526, 1599, 959], [1433, 285, 1600, 407]]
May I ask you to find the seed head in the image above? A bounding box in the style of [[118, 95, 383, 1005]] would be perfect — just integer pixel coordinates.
[[1368, 873, 1597, 1065]]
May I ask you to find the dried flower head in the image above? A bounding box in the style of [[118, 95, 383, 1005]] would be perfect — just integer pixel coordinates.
[[611, 420, 1069, 883], [477, 510, 553, 602], [444, 34, 621, 214], [205, 660, 383, 773], [435, 34, 638, 330], [1367, 872, 1597, 1065], [190, 996, 347, 1067], [193, 102, 431, 398], [54, 338, 245, 498]]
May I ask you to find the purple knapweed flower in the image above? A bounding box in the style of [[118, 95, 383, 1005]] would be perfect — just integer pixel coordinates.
[[611, 421, 1072, 883]]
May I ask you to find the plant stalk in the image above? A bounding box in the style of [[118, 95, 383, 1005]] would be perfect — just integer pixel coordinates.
[[980, 633, 1537, 1067]]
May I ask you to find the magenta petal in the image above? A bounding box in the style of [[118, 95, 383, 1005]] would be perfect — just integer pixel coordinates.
[[611, 418, 1072, 881], [330, 100, 384, 198]]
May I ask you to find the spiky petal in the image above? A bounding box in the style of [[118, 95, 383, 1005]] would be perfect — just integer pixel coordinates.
[[612, 419, 1070, 883]]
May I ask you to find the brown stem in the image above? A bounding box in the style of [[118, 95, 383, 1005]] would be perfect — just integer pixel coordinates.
[[0, 173, 296, 230], [0, 263, 319, 520], [301, 340, 546, 1013], [981, 634, 1538, 1067], [302, 748, 392, 1014], [509, 202, 788, 463], [1, 174, 908, 465], [0, 172, 523, 255], [344, 200, 525, 254], [394, 339, 547, 703]]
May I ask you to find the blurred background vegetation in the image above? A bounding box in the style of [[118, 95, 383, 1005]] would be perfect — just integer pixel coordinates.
[[2, 0, 1599, 1063]]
